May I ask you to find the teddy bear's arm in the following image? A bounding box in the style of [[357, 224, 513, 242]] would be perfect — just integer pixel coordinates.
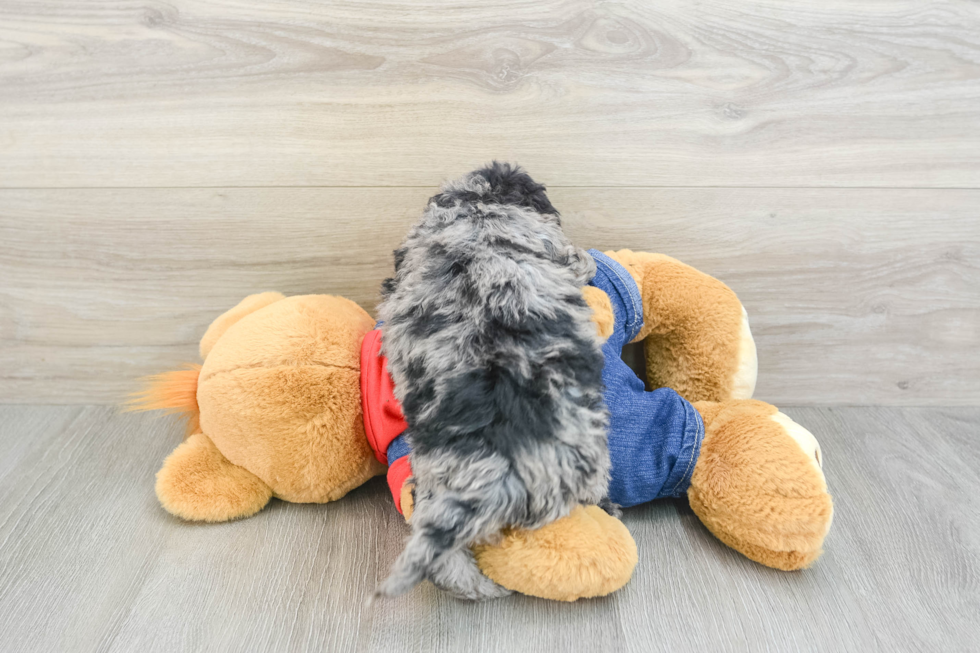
[[605, 250, 757, 403], [156, 432, 273, 522]]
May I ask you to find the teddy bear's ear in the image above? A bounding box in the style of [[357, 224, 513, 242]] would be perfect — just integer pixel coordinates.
[[199, 292, 286, 359]]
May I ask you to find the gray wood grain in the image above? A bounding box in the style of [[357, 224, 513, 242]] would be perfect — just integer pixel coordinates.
[[0, 406, 977, 652], [2, 188, 978, 405], [1, 0, 979, 188]]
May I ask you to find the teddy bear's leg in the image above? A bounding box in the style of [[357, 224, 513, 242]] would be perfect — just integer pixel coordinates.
[[688, 400, 832, 570], [605, 250, 757, 403], [156, 431, 273, 522], [400, 485, 637, 601], [199, 292, 286, 359]]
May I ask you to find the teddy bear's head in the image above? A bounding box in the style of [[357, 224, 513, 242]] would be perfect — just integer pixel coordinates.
[[196, 294, 385, 503]]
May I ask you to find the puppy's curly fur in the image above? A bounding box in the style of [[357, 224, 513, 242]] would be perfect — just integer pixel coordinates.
[[376, 163, 611, 600]]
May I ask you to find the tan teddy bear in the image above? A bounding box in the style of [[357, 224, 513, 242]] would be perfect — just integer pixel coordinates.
[[134, 250, 832, 600]]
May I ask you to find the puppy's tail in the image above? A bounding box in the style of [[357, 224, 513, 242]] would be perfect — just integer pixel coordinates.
[[377, 493, 486, 598]]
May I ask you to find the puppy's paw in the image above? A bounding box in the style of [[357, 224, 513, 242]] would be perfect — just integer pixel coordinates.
[[598, 497, 622, 518]]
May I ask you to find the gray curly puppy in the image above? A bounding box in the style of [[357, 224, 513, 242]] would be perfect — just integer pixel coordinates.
[[376, 163, 611, 600]]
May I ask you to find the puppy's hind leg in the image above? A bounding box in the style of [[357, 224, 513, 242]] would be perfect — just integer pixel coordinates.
[[378, 490, 509, 599], [429, 547, 512, 601], [377, 492, 475, 598], [376, 527, 434, 598]]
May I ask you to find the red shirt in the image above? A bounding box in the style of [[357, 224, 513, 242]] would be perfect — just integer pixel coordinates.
[[360, 328, 412, 513]]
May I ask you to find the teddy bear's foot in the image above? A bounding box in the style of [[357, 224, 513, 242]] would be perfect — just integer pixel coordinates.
[[473, 506, 638, 601], [688, 400, 832, 571], [156, 432, 273, 522]]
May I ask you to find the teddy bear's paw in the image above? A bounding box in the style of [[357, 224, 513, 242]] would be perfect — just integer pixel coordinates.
[[473, 505, 637, 601], [688, 400, 833, 571], [156, 432, 273, 522]]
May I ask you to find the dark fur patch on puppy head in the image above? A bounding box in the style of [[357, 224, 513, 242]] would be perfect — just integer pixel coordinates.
[[432, 162, 559, 218]]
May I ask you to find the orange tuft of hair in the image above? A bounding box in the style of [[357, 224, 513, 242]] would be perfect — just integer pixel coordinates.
[[126, 364, 202, 437]]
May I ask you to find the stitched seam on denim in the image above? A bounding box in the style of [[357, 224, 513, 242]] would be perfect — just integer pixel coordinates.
[[669, 401, 704, 496], [606, 257, 642, 338], [592, 251, 637, 331], [588, 250, 642, 341], [618, 258, 644, 335]]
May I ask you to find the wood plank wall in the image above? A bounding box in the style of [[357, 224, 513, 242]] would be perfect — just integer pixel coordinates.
[[1, 0, 978, 404]]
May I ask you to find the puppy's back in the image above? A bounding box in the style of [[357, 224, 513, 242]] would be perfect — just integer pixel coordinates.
[[377, 163, 610, 599]]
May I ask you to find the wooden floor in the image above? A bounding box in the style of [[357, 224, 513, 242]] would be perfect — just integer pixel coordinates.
[[0, 405, 977, 652]]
